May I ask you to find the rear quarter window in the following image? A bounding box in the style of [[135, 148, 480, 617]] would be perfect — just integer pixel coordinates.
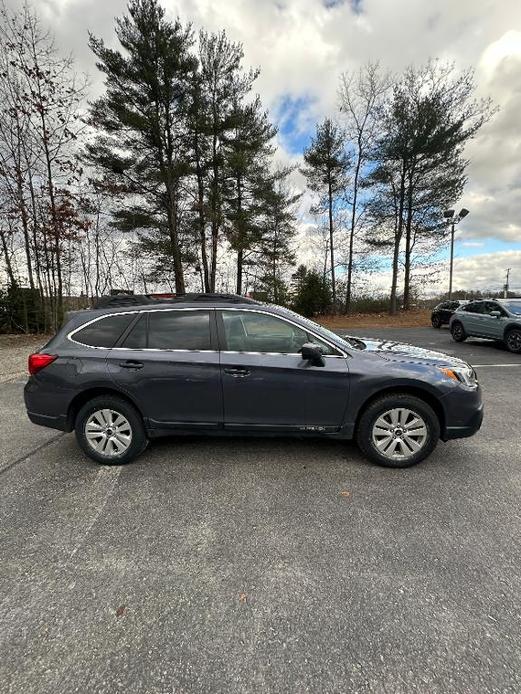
[[72, 313, 136, 348]]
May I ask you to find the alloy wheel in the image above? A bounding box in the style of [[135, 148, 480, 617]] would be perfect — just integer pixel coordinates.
[[372, 408, 428, 460], [452, 324, 463, 339], [506, 330, 521, 353], [85, 409, 133, 457]]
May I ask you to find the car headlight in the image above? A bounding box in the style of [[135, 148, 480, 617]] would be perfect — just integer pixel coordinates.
[[439, 365, 478, 388]]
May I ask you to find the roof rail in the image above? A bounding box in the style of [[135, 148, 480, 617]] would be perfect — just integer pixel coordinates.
[[173, 293, 259, 304], [92, 294, 154, 309], [91, 292, 259, 309]]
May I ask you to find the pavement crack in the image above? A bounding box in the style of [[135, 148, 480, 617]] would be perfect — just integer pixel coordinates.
[[67, 466, 123, 560], [0, 433, 65, 476]]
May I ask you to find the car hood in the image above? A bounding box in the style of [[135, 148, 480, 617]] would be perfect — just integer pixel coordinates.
[[340, 335, 469, 368]]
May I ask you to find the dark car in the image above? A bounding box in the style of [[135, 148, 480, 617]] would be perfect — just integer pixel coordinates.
[[25, 294, 483, 469], [431, 300, 467, 328], [450, 298, 521, 353]]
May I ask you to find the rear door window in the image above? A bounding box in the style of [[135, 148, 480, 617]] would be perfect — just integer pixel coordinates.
[[463, 302, 484, 313], [72, 313, 136, 348], [148, 311, 212, 350]]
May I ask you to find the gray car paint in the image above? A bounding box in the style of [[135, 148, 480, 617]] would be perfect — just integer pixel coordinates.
[[450, 299, 521, 342], [24, 299, 484, 443]]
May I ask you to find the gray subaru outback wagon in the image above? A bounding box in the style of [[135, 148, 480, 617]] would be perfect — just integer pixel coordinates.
[[450, 299, 521, 353], [25, 294, 483, 468]]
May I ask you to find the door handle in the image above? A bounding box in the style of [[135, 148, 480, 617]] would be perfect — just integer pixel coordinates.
[[119, 360, 144, 369], [224, 367, 250, 378]]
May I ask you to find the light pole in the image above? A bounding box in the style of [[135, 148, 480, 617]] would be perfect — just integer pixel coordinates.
[[443, 208, 469, 300], [504, 268, 511, 299]]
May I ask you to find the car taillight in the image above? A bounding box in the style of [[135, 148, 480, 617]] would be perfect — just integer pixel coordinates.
[[28, 353, 57, 375]]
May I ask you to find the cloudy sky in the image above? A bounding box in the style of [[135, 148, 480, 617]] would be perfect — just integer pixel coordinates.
[[16, 0, 521, 294]]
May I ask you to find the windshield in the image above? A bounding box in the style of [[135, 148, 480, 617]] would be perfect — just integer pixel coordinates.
[[271, 306, 363, 350], [504, 302, 521, 315]]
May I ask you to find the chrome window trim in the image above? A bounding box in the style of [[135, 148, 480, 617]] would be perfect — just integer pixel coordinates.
[[219, 307, 348, 358], [67, 307, 215, 351], [67, 305, 348, 358]]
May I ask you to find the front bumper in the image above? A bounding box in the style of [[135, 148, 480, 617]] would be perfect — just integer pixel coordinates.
[[442, 401, 484, 441]]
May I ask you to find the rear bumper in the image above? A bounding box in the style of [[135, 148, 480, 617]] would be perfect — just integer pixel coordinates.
[[442, 401, 484, 441], [27, 410, 68, 432], [24, 379, 70, 432]]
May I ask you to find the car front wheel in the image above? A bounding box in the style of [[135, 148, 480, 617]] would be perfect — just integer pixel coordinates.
[[505, 328, 521, 354], [431, 314, 442, 329], [451, 321, 466, 342], [75, 395, 147, 465], [356, 394, 440, 468]]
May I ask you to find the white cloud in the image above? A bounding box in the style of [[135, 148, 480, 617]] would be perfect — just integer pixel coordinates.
[[451, 250, 521, 293], [13, 0, 521, 292]]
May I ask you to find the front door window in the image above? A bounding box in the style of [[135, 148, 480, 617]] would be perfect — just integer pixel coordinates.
[[222, 311, 338, 355]]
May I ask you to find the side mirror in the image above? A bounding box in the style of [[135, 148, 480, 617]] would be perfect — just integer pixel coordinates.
[[301, 342, 325, 367], [490, 310, 501, 319]]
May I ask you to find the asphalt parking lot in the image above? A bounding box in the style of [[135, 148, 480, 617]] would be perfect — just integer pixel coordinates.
[[1, 327, 520, 693]]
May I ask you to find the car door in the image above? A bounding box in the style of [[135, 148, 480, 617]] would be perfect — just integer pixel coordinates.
[[439, 302, 452, 324], [106, 308, 222, 430], [217, 309, 350, 432], [446, 301, 460, 323], [461, 301, 486, 335], [480, 301, 508, 338]]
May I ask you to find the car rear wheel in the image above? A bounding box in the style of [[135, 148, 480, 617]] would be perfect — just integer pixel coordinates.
[[505, 328, 521, 354], [431, 314, 442, 329], [356, 394, 440, 468], [451, 321, 466, 342], [75, 395, 147, 465]]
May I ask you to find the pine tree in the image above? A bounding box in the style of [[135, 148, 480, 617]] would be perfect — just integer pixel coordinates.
[[198, 30, 258, 291], [301, 119, 349, 306], [291, 265, 331, 317], [370, 61, 493, 312], [222, 95, 277, 294], [86, 0, 197, 294], [256, 173, 299, 304]]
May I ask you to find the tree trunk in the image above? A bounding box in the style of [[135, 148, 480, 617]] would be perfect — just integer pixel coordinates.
[[390, 163, 407, 315], [194, 133, 210, 292], [166, 198, 185, 294], [402, 171, 414, 311], [15, 167, 35, 291], [328, 176, 336, 306], [37, 94, 63, 328], [209, 112, 220, 292], [0, 229, 17, 287], [235, 174, 244, 295], [345, 153, 361, 313], [236, 248, 243, 295]]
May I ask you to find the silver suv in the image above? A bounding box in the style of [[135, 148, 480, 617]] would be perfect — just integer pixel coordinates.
[[450, 299, 521, 353]]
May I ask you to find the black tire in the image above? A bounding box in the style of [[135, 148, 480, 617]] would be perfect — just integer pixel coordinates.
[[431, 314, 442, 329], [75, 395, 147, 465], [451, 321, 466, 342], [505, 328, 521, 354], [356, 394, 440, 468]]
